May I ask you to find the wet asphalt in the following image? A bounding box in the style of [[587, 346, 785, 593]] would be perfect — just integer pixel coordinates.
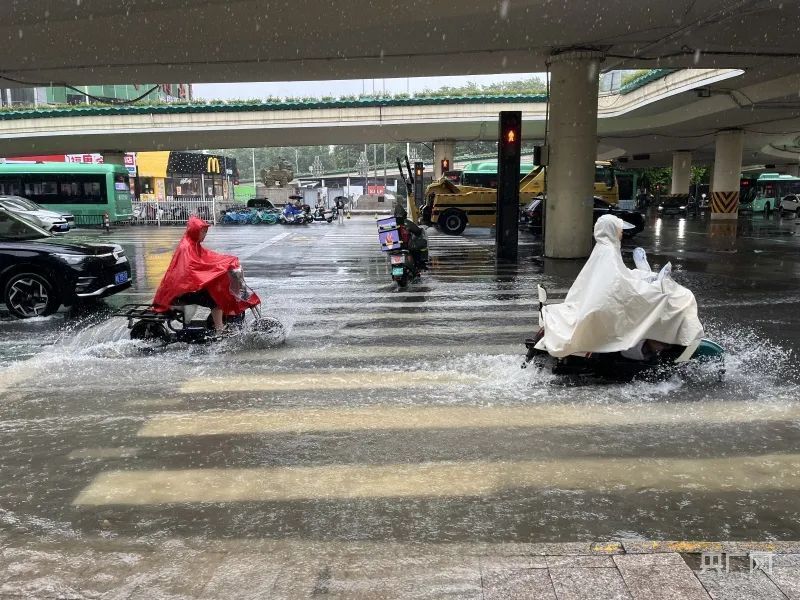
[[0, 210, 799, 546]]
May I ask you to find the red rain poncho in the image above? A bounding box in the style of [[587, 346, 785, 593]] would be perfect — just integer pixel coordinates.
[[153, 216, 260, 315]]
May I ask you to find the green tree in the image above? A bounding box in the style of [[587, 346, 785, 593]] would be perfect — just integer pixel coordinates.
[[691, 166, 709, 184]]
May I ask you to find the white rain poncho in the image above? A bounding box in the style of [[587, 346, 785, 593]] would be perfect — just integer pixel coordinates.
[[536, 214, 704, 358]]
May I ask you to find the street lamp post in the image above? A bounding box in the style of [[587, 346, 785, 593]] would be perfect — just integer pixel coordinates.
[[310, 155, 324, 205], [356, 151, 369, 207], [251, 149, 257, 191], [310, 155, 324, 179]]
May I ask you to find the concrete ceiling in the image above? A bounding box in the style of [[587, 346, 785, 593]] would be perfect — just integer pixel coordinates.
[[2, 0, 800, 85]]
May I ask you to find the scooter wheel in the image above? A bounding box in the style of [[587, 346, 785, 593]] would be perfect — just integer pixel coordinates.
[[251, 316, 285, 335], [130, 321, 168, 342]]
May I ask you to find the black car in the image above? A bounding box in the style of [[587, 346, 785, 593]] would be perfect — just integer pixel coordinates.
[[657, 196, 691, 217], [521, 197, 645, 237], [0, 208, 131, 318], [245, 197, 281, 212]]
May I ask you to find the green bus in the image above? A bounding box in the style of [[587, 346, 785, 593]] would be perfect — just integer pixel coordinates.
[[742, 173, 800, 215], [460, 160, 537, 188], [0, 163, 133, 225], [458, 159, 621, 204]]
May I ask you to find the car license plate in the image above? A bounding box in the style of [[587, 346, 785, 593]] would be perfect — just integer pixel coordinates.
[[392, 267, 405, 276], [114, 271, 129, 285]]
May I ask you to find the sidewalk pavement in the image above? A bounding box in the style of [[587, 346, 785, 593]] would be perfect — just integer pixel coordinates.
[[2, 535, 799, 599]]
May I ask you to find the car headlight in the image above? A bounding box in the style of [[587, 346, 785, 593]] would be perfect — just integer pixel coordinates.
[[658, 206, 663, 211], [679, 206, 686, 210], [54, 253, 87, 265]]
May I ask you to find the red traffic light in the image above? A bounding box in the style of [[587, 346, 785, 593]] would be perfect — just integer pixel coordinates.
[[505, 129, 517, 144]]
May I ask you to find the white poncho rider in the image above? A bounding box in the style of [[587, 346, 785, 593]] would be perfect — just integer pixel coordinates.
[[536, 214, 704, 359]]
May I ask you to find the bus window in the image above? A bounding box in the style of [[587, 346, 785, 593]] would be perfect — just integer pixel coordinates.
[[19, 174, 107, 205], [114, 174, 130, 192], [0, 178, 22, 196]]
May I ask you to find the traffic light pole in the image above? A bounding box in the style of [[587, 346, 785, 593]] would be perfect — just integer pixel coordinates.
[[496, 111, 522, 262], [413, 161, 425, 209]]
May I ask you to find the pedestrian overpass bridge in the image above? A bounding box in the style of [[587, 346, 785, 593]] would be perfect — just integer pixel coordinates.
[[1, 67, 799, 170]]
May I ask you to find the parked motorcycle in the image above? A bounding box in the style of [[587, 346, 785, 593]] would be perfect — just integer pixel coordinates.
[[312, 204, 335, 223], [279, 204, 312, 225]]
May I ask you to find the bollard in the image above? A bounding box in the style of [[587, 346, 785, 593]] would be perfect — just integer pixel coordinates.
[[103, 211, 111, 233]]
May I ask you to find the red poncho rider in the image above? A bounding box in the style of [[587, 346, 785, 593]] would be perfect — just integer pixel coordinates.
[[153, 216, 260, 331]]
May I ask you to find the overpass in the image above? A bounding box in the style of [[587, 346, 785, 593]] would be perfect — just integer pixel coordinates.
[[1, 68, 799, 171]]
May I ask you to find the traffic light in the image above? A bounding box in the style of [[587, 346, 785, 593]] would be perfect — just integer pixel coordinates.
[[500, 111, 522, 158], [440, 158, 450, 173], [496, 111, 522, 262]]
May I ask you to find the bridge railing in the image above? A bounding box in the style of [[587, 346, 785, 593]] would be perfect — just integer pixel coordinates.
[[131, 196, 237, 225]]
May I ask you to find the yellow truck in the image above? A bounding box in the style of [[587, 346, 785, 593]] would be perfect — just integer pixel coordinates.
[[421, 160, 619, 235]]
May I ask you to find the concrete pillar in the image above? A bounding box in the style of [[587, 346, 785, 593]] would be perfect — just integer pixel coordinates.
[[671, 151, 692, 195], [544, 50, 603, 259], [101, 151, 126, 166], [433, 140, 455, 179], [710, 130, 744, 220]]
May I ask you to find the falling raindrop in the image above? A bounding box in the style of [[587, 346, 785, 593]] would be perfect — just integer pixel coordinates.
[[693, 48, 701, 64], [499, 0, 510, 19]]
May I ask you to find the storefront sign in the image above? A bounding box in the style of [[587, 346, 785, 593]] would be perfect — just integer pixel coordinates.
[[166, 152, 232, 176]]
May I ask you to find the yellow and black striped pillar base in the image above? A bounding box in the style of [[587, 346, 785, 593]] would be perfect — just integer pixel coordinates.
[[709, 221, 738, 251], [710, 190, 739, 220]]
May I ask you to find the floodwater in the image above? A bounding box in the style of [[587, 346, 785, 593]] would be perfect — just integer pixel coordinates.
[[0, 213, 799, 546]]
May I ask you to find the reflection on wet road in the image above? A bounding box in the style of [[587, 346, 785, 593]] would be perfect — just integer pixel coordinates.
[[0, 214, 799, 545]]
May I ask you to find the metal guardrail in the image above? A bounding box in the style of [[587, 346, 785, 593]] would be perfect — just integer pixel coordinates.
[[131, 197, 241, 225], [72, 214, 109, 227]]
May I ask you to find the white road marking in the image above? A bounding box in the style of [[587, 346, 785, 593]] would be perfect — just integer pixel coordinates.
[[73, 453, 800, 505], [136, 400, 800, 438]]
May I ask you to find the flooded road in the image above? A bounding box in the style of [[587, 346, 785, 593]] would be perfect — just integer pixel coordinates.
[[0, 213, 799, 546]]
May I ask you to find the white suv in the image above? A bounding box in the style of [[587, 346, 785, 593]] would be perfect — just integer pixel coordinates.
[[0, 196, 72, 232], [779, 194, 800, 216]]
